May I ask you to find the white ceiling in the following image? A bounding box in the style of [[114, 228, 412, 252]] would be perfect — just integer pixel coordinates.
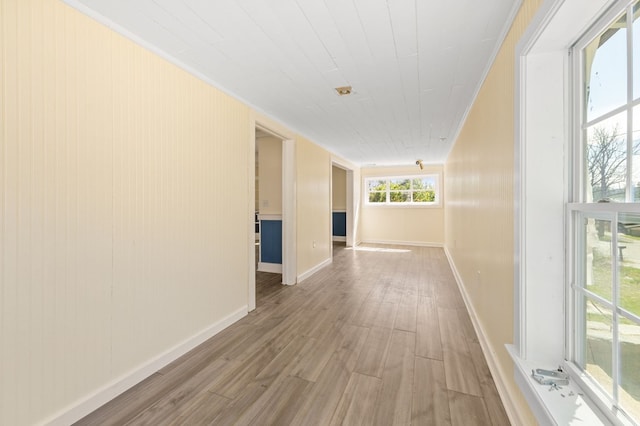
[[68, 0, 520, 166]]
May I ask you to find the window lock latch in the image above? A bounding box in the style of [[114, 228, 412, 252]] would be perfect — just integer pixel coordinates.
[[531, 368, 570, 386]]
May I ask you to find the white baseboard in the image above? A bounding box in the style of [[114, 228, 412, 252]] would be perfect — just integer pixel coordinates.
[[258, 262, 282, 274], [43, 306, 248, 426], [297, 257, 332, 282], [360, 239, 444, 248], [443, 247, 523, 426], [332, 236, 346, 242]]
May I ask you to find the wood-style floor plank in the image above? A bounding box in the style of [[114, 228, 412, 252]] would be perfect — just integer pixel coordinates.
[[354, 326, 392, 378], [75, 243, 509, 426], [416, 295, 443, 360], [395, 291, 418, 332], [373, 329, 416, 425], [125, 357, 230, 425], [438, 307, 483, 397], [231, 375, 312, 425], [448, 390, 492, 426], [468, 341, 511, 426], [290, 325, 369, 426], [169, 391, 230, 425], [412, 357, 451, 425], [329, 373, 382, 426]]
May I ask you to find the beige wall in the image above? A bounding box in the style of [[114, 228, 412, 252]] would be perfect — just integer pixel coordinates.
[[0, 1, 251, 424], [332, 166, 347, 211], [297, 137, 332, 276], [360, 165, 445, 246], [257, 136, 282, 215], [0, 0, 342, 424], [444, 0, 542, 423]]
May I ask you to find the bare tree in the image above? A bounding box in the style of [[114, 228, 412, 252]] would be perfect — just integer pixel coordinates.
[[587, 125, 627, 201]]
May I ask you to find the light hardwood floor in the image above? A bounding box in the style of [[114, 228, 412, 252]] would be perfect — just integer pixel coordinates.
[[75, 243, 510, 426]]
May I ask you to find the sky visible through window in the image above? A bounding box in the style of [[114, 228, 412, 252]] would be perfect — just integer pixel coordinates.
[[587, 12, 640, 198]]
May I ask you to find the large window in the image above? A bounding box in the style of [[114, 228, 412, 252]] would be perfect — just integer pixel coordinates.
[[570, 2, 640, 423], [365, 175, 439, 205]]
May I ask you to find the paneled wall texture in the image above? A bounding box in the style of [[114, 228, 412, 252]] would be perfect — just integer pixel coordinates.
[[1, 0, 251, 424], [444, 0, 542, 422]]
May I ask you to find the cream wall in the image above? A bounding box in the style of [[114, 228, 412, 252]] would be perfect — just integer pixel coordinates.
[[0, 1, 251, 424], [332, 166, 347, 211], [296, 137, 332, 277], [257, 136, 282, 215], [360, 165, 444, 246], [0, 0, 345, 424], [444, 0, 541, 424]]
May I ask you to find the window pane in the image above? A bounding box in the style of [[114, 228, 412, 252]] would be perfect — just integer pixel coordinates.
[[413, 190, 435, 202], [633, 105, 640, 200], [618, 213, 640, 317], [584, 298, 614, 397], [620, 323, 640, 420], [389, 191, 410, 202], [368, 192, 386, 203], [585, 13, 627, 122], [412, 177, 435, 189], [389, 178, 410, 190], [584, 217, 613, 301], [586, 112, 628, 202], [368, 180, 387, 191], [634, 2, 640, 100]]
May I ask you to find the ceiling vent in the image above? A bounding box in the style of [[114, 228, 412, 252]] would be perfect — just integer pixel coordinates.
[[335, 86, 352, 96]]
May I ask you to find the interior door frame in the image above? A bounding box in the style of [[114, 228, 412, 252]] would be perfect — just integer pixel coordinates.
[[331, 159, 356, 252], [249, 121, 296, 311]]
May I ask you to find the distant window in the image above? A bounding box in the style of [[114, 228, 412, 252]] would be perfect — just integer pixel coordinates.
[[365, 175, 439, 205]]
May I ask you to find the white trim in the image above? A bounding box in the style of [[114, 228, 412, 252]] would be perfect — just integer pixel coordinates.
[[346, 169, 356, 247], [257, 262, 283, 274], [249, 123, 257, 312], [513, 0, 632, 424], [360, 239, 443, 248], [331, 158, 358, 248], [332, 236, 347, 242], [297, 258, 332, 283], [282, 139, 297, 286], [363, 174, 441, 207], [257, 214, 283, 221], [42, 306, 247, 426], [332, 209, 347, 213], [444, 248, 523, 426], [507, 345, 612, 426]]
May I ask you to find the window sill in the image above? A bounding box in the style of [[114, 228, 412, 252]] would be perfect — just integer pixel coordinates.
[[506, 345, 610, 425]]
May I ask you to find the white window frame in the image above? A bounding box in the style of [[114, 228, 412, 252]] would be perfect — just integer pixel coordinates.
[[363, 174, 440, 207], [512, 1, 639, 425], [567, 2, 640, 423]]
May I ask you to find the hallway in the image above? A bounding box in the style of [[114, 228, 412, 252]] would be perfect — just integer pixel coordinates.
[[76, 244, 509, 425]]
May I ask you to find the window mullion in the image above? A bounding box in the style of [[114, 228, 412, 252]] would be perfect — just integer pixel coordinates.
[[611, 213, 620, 405], [627, 4, 634, 202]]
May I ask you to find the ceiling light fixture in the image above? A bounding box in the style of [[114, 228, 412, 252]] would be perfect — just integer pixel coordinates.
[[415, 159, 424, 170], [335, 86, 352, 96]]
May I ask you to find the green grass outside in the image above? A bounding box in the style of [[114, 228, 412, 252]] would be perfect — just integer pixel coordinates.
[[590, 239, 640, 322], [587, 236, 640, 402]]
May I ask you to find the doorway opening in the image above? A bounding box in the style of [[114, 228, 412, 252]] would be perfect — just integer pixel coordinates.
[[331, 160, 356, 259], [250, 124, 296, 311], [255, 127, 283, 306]]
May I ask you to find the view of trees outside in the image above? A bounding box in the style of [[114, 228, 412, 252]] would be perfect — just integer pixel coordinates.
[[367, 177, 436, 203], [582, 4, 640, 420]]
